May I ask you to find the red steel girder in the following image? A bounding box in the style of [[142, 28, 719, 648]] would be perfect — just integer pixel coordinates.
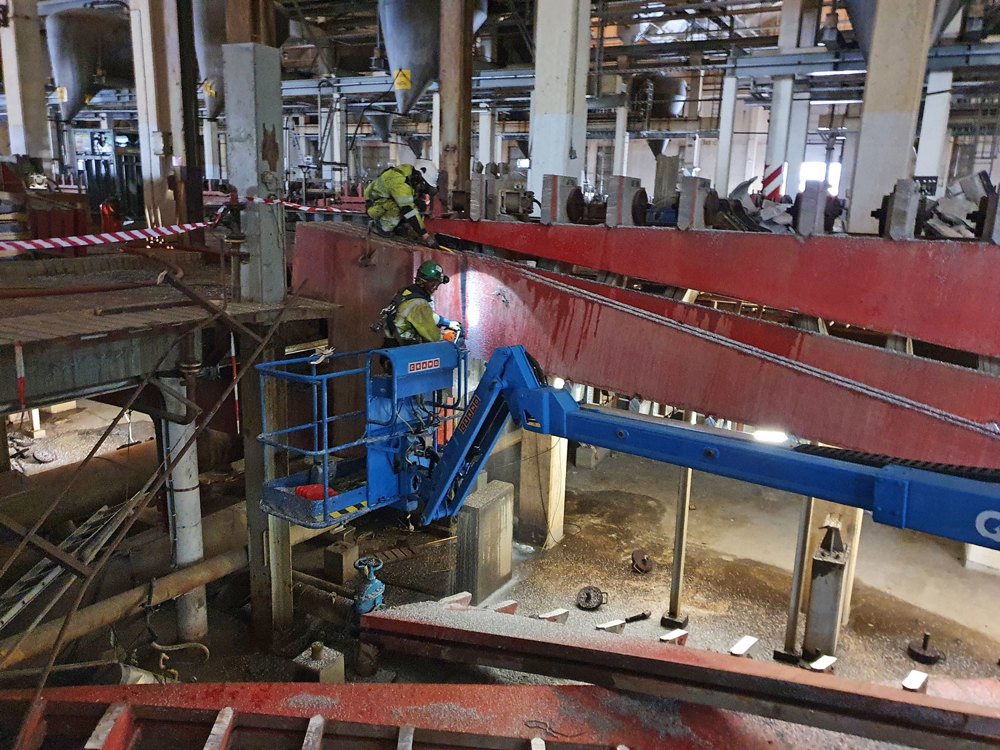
[[362, 602, 1000, 749], [0, 682, 825, 748], [427, 219, 1000, 359], [292, 223, 1000, 467]]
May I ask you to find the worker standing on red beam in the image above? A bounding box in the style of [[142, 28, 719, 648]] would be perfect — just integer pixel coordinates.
[[374, 261, 462, 347], [364, 160, 438, 247]]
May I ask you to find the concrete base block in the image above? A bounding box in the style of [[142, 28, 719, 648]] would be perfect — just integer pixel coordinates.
[[293, 642, 345, 683], [574, 443, 610, 469], [456, 480, 514, 605], [42, 401, 77, 414], [964, 543, 1000, 574], [323, 541, 359, 585]]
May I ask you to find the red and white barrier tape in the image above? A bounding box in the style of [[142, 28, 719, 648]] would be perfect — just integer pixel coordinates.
[[0, 198, 361, 255]]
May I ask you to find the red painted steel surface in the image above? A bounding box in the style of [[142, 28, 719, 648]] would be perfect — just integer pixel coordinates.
[[427, 218, 1000, 359], [0, 682, 845, 748], [293, 223, 1000, 467], [362, 602, 1000, 747]]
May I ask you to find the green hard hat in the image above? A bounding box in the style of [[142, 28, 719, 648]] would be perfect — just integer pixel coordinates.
[[417, 260, 449, 284]]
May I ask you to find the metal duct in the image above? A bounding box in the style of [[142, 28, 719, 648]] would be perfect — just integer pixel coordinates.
[[45, 8, 133, 122], [844, 0, 967, 60], [377, 0, 488, 114], [629, 73, 687, 120], [192, 0, 227, 121], [367, 111, 394, 142]]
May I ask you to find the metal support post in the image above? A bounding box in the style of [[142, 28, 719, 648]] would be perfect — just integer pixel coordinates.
[[0, 0, 50, 161], [478, 104, 496, 167], [203, 120, 222, 183], [175, 0, 205, 226], [774, 496, 814, 663], [801, 522, 849, 660], [438, 0, 474, 208], [662, 412, 694, 629], [612, 105, 629, 176]]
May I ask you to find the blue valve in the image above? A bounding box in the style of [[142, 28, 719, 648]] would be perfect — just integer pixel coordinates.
[[354, 555, 385, 615]]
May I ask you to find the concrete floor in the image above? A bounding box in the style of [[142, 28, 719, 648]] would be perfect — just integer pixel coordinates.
[[476, 451, 1000, 685]]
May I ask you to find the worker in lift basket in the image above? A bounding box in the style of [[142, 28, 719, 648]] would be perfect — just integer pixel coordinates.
[[379, 261, 462, 347], [364, 159, 439, 247]]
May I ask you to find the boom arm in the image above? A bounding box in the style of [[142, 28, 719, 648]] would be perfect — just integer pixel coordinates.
[[421, 346, 1000, 551]]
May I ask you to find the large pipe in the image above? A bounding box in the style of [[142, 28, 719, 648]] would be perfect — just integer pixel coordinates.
[[160, 377, 207, 642], [0, 525, 327, 667]]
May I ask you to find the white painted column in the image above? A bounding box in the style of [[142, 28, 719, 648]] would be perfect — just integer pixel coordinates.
[[0, 0, 50, 160], [784, 93, 811, 196], [162, 380, 208, 642], [846, 0, 936, 233], [763, 0, 803, 200], [203, 120, 222, 182], [714, 75, 738, 194], [131, 0, 185, 227], [431, 92, 441, 169], [478, 104, 496, 166], [612, 104, 629, 176], [914, 70, 953, 197], [526, 0, 589, 202], [763, 77, 794, 199]]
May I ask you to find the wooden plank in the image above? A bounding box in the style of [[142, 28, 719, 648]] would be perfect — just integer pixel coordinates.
[[202, 707, 236, 750], [300, 714, 325, 750]]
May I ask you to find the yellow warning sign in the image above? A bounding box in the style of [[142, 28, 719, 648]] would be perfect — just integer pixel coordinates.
[[394, 69, 411, 90], [55, 87, 67, 103]]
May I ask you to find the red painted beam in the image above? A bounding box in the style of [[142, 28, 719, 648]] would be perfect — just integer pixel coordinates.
[[292, 223, 1000, 467], [427, 219, 1000, 359], [362, 602, 1000, 748], [0, 683, 817, 748], [544, 271, 1000, 423]]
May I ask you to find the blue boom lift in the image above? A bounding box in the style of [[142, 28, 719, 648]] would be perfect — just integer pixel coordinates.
[[257, 341, 1000, 571]]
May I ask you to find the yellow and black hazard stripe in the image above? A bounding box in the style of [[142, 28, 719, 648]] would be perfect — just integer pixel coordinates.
[[329, 501, 369, 521]]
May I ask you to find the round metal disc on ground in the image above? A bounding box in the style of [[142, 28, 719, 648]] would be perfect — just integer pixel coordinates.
[[631, 549, 654, 574], [32, 448, 56, 464], [576, 585, 607, 610], [907, 632, 944, 665]]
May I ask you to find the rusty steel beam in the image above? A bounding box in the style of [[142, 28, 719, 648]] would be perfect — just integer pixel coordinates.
[[292, 223, 1000, 467], [427, 218, 1000, 359], [361, 602, 1000, 749], [0, 681, 904, 747]]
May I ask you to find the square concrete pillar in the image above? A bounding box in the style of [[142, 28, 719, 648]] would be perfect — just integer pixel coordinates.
[[518, 431, 566, 548], [324, 541, 359, 585], [964, 544, 1000, 574], [457, 480, 514, 605]]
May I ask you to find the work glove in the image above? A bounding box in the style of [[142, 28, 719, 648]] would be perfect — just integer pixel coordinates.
[[446, 320, 462, 333]]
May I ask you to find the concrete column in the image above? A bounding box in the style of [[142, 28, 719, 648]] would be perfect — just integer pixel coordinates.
[[612, 104, 629, 176], [714, 76, 738, 194], [517, 430, 566, 549], [131, 0, 186, 227], [914, 70, 953, 197], [161, 379, 208, 642], [526, 0, 589, 202], [846, 0, 936, 233], [223, 43, 284, 304], [438, 0, 474, 202], [203, 120, 222, 182], [431, 92, 441, 170], [478, 104, 496, 166], [784, 93, 811, 196], [0, 0, 50, 160], [838, 122, 860, 200]]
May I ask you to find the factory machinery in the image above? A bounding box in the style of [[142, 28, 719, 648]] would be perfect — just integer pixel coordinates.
[[257, 339, 1000, 594]]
